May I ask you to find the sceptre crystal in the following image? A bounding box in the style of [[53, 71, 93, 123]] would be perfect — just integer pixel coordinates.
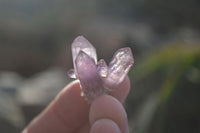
[[68, 36, 134, 101]]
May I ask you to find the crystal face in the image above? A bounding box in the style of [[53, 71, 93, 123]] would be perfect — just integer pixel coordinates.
[[67, 69, 76, 79], [103, 47, 134, 90], [97, 59, 108, 78], [68, 36, 134, 101], [71, 36, 97, 75]]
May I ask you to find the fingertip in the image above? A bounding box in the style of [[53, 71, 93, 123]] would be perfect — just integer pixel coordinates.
[[57, 80, 80, 98], [110, 75, 130, 103], [89, 95, 129, 133], [90, 119, 121, 133]]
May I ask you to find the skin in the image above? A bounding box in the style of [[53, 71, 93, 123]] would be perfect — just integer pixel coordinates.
[[22, 76, 130, 133]]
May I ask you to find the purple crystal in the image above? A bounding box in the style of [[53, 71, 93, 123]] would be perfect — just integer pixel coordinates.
[[71, 36, 97, 76], [67, 69, 76, 79], [68, 36, 134, 101], [75, 51, 104, 101], [103, 47, 134, 90], [97, 59, 108, 78]]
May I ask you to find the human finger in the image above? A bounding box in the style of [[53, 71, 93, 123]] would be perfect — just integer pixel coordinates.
[[110, 75, 130, 103], [89, 95, 129, 133], [90, 119, 121, 133], [23, 76, 130, 133], [24, 80, 90, 133]]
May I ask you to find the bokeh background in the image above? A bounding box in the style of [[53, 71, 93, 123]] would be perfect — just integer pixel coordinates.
[[0, 0, 200, 133]]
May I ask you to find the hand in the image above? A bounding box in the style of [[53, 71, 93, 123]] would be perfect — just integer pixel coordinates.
[[22, 76, 130, 133]]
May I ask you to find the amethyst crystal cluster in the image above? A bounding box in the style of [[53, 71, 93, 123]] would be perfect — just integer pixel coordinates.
[[68, 36, 134, 101]]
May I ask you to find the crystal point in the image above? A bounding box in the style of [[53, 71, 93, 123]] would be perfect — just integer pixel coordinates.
[[105, 47, 134, 89], [72, 36, 97, 71], [75, 51, 104, 101], [67, 69, 76, 79], [97, 59, 108, 78]]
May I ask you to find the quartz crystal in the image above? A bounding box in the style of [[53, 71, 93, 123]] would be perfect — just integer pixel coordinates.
[[97, 59, 108, 78], [103, 47, 134, 90], [68, 36, 134, 101], [71, 36, 97, 74]]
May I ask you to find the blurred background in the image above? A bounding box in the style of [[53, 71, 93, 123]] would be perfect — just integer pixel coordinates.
[[0, 0, 200, 133]]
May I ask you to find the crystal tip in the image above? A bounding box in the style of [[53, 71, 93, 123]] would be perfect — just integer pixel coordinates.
[[74, 35, 87, 42]]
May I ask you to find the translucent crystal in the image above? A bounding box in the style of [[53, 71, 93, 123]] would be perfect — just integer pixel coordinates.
[[67, 69, 76, 79], [104, 47, 134, 90], [97, 59, 108, 78], [68, 36, 134, 101], [75, 51, 104, 101], [72, 36, 97, 75]]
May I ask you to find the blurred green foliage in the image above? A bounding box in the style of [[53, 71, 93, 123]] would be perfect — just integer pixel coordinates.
[[131, 43, 200, 103], [128, 43, 200, 133]]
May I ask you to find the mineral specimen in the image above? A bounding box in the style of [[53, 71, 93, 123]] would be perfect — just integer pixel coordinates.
[[68, 36, 134, 101]]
